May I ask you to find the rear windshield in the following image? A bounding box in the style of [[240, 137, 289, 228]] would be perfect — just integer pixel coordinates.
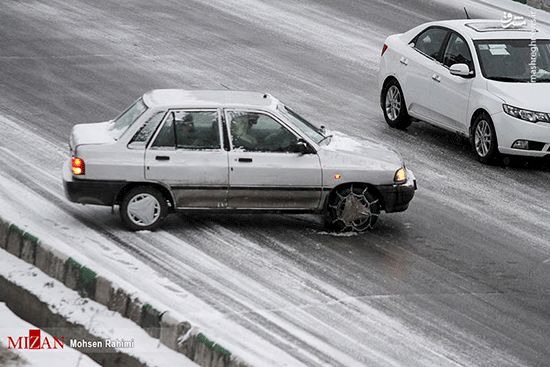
[[109, 98, 148, 140]]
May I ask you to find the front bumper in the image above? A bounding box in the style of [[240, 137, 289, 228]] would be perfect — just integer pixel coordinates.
[[492, 111, 550, 157], [375, 169, 417, 213]]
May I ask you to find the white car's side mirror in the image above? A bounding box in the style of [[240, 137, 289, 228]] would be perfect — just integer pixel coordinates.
[[449, 63, 471, 77]]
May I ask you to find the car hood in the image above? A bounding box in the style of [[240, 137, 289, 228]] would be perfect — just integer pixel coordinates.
[[70, 121, 115, 149], [318, 131, 403, 171], [487, 81, 550, 111]]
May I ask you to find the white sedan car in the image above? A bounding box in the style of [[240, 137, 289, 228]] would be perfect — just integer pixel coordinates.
[[63, 90, 416, 232], [378, 19, 550, 163]]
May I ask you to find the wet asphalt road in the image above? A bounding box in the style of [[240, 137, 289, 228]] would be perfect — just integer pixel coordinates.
[[1, 0, 550, 365]]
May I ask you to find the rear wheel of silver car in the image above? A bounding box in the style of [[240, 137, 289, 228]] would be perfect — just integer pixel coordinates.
[[326, 184, 380, 232], [382, 79, 411, 130], [120, 186, 168, 231], [472, 113, 499, 164]]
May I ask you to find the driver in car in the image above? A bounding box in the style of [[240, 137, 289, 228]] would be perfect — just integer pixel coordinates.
[[231, 114, 258, 150]]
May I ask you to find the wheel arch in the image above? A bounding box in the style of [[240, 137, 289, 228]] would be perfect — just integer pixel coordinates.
[[324, 182, 385, 211], [115, 182, 175, 208], [469, 108, 490, 139], [380, 75, 400, 109]]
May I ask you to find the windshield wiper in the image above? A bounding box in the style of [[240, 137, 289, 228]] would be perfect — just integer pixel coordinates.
[[317, 134, 333, 145], [489, 76, 529, 82]]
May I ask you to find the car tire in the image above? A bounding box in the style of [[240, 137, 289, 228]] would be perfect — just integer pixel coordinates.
[[120, 186, 169, 231], [382, 79, 411, 130], [471, 113, 499, 164], [325, 184, 380, 233]]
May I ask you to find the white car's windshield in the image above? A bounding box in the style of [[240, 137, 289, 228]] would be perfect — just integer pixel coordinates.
[[475, 39, 550, 82], [109, 98, 148, 140], [278, 105, 326, 144]]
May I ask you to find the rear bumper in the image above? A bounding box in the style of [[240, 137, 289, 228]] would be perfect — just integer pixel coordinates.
[[375, 170, 417, 213], [63, 161, 124, 206]]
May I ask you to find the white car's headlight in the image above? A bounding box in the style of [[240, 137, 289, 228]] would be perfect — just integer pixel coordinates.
[[503, 104, 550, 123]]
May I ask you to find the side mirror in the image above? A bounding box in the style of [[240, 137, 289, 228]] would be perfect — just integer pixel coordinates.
[[293, 139, 313, 154], [449, 63, 471, 77]]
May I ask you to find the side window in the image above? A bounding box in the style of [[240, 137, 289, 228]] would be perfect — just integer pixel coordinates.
[[227, 111, 299, 152], [413, 27, 449, 61], [151, 113, 175, 149], [129, 111, 165, 149], [174, 111, 220, 149], [443, 32, 474, 71], [151, 110, 220, 150]]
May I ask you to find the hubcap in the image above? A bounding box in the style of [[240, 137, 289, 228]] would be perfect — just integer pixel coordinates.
[[329, 185, 378, 231], [474, 119, 492, 157], [385, 85, 401, 121], [127, 193, 161, 227]]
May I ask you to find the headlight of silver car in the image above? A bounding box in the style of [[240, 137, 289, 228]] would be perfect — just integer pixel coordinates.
[[394, 167, 407, 184], [503, 104, 550, 123]]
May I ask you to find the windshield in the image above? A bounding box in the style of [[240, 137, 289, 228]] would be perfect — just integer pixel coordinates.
[[278, 105, 326, 144], [109, 98, 148, 139], [475, 39, 550, 82]]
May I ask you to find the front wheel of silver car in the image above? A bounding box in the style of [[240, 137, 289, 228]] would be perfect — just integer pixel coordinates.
[[472, 113, 499, 164], [325, 184, 380, 233], [120, 186, 169, 231]]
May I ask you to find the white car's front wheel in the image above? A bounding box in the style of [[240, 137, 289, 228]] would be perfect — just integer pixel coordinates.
[[472, 113, 499, 164], [382, 79, 411, 130], [120, 186, 169, 231]]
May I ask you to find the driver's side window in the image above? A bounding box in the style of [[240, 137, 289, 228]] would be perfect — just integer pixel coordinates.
[[443, 32, 474, 71], [227, 111, 299, 152]]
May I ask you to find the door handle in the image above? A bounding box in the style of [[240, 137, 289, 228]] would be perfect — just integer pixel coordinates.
[[238, 158, 253, 163], [155, 156, 170, 161], [399, 57, 408, 66], [432, 73, 441, 82]]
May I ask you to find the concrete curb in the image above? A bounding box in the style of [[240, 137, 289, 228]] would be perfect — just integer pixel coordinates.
[[0, 218, 248, 367], [0, 273, 145, 367]]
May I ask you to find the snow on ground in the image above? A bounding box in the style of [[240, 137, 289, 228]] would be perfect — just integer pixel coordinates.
[[0, 108, 531, 366], [0, 253, 197, 367], [0, 0, 549, 366], [0, 302, 99, 367]]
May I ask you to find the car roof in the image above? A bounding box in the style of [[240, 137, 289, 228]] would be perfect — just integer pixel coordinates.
[[417, 19, 550, 41], [142, 89, 280, 110]]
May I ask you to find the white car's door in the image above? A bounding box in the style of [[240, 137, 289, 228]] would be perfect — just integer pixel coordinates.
[[145, 109, 229, 208], [225, 110, 322, 209], [404, 27, 451, 123], [430, 31, 474, 133]]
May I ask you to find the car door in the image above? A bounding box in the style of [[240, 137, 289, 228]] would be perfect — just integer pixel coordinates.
[[430, 31, 475, 133], [403, 26, 450, 123], [225, 109, 322, 209], [144, 109, 229, 208]]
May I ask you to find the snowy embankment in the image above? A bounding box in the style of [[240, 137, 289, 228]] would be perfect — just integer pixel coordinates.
[[0, 303, 99, 367]]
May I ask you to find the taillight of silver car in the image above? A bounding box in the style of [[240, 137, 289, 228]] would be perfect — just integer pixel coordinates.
[[71, 157, 85, 175], [381, 44, 388, 56]]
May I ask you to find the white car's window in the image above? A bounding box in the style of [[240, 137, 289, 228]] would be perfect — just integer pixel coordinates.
[[227, 111, 299, 152], [128, 111, 165, 149], [109, 98, 148, 140], [475, 39, 550, 82], [443, 32, 474, 71], [413, 27, 449, 61], [151, 111, 221, 149]]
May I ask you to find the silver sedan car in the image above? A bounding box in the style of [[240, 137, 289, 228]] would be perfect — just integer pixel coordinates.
[[63, 90, 416, 232]]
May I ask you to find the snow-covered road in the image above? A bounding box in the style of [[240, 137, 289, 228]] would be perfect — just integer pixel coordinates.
[[1, 0, 550, 366]]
